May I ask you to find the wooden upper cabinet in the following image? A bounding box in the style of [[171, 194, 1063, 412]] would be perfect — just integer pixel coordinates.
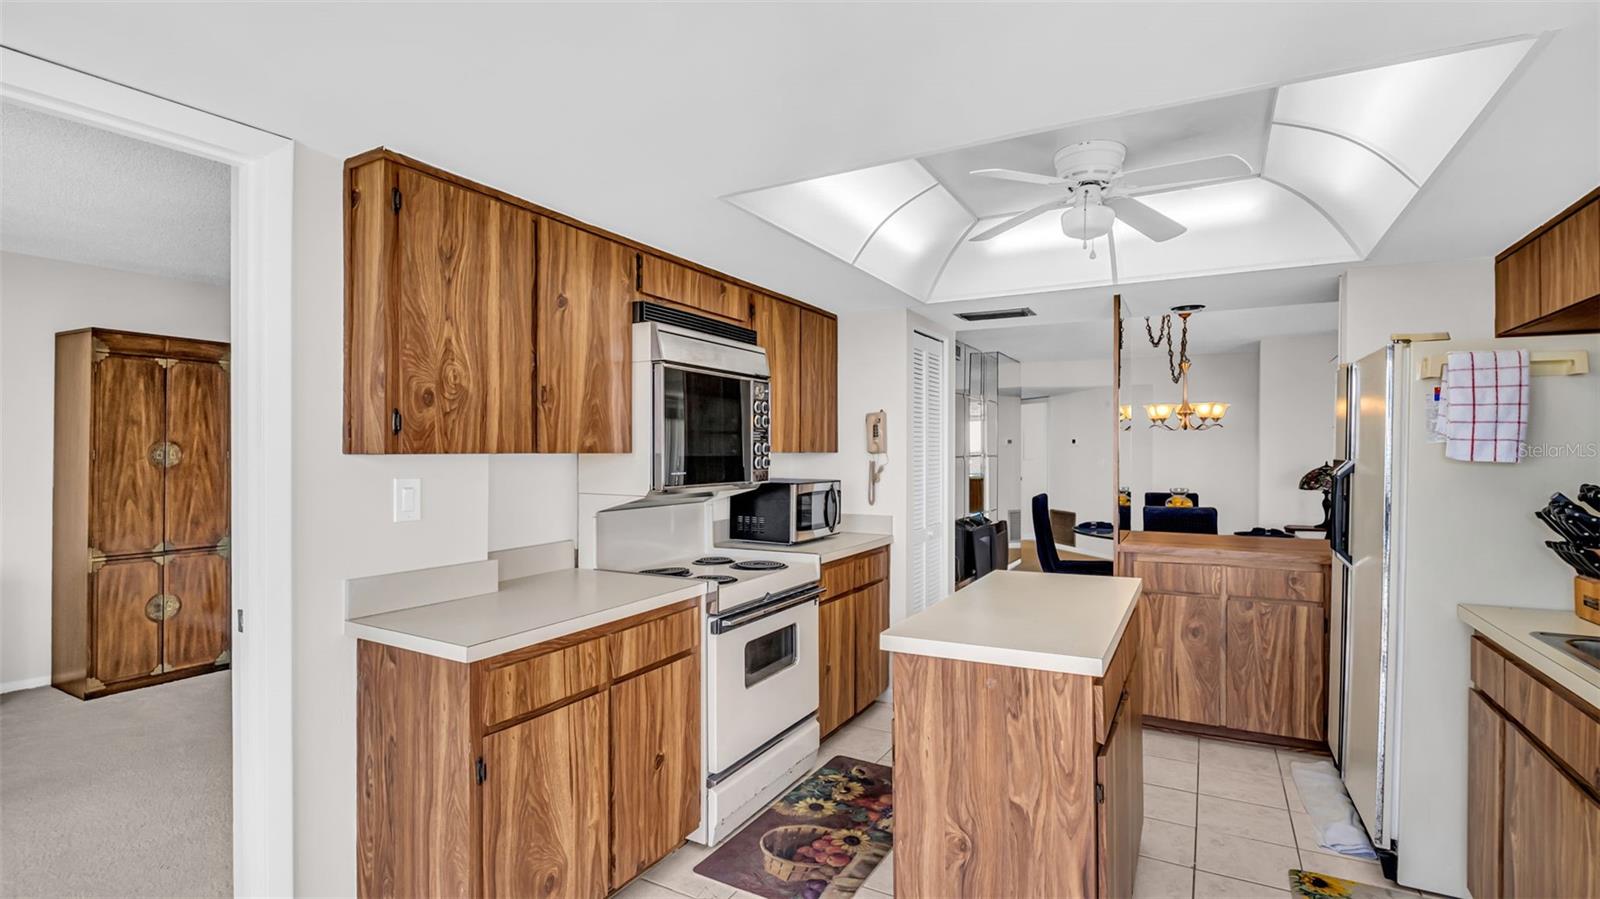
[[91, 355, 167, 556], [751, 293, 804, 452], [1496, 186, 1600, 336], [799, 309, 838, 453], [637, 254, 747, 324], [345, 158, 536, 454], [536, 219, 633, 453]]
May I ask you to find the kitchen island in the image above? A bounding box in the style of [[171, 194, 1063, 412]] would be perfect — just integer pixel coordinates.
[[880, 570, 1144, 898]]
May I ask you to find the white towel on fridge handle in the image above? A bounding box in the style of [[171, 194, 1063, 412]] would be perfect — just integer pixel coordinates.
[[1439, 349, 1529, 463]]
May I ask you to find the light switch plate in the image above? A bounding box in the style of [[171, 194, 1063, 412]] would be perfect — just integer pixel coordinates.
[[393, 478, 421, 522]]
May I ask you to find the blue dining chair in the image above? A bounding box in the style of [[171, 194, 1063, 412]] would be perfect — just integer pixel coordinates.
[[1032, 494, 1114, 575]]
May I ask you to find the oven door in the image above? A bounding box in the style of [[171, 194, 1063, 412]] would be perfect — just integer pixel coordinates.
[[705, 587, 820, 778], [655, 363, 756, 491]]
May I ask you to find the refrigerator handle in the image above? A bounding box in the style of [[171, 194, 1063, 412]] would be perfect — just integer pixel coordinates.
[[1331, 459, 1355, 565]]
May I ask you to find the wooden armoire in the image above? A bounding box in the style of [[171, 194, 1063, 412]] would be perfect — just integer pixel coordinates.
[[52, 328, 232, 699]]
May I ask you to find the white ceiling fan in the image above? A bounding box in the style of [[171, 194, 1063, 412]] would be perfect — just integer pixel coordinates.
[[968, 140, 1251, 244]]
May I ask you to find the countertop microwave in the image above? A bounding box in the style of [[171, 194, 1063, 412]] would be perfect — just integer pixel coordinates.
[[729, 479, 842, 544]]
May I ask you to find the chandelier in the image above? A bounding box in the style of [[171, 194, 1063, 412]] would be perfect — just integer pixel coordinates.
[[1143, 305, 1229, 431]]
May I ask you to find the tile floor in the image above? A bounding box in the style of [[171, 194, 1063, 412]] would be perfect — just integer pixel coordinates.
[[617, 708, 1419, 899]]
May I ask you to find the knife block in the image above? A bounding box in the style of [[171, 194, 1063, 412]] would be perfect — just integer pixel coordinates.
[[1578, 575, 1600, 626]]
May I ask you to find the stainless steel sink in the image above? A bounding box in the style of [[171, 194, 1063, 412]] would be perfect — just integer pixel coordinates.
[[1532, 631, 1600, 672]]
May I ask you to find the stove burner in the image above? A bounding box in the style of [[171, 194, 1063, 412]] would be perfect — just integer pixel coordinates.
[[695, 574, 738, 585], [640, 566, 691, 577], [694, 556, 735, 566], [729, 559, 788, 572]]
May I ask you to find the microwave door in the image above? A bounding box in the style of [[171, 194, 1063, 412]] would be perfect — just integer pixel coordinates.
[[656, 364, 752, 490]]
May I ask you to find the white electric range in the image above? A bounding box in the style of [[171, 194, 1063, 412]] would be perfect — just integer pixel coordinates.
[[595, 500, 821, 846]]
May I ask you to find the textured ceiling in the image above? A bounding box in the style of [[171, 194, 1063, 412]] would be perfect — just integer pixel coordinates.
[[1, 101, 230, 285]]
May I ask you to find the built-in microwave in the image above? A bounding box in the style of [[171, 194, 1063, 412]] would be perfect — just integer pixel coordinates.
[[645, 320, 771, 492], [729, 479, 842, 544]]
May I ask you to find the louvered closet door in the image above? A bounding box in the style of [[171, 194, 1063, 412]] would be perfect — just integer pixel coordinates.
[[909, 331, 947, 615]]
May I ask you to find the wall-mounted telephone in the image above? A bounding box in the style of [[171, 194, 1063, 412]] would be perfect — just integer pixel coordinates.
[[866, 411, 888, 505]]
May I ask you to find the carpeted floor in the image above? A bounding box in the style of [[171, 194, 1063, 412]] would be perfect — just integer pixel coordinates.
[[1, 670, 232, 898]]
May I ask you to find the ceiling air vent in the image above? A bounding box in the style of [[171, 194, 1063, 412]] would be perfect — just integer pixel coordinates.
[[955, 307, 1036, 322]]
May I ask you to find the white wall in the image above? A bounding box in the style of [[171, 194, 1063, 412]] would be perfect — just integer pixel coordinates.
[[0, 252, 231, 691], [1257, 332, 1339, 528], [1339, 258, 1495, 363], [1044, 388, 1115, 532]]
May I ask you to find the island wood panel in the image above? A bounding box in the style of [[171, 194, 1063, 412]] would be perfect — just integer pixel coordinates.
[[164, 359, 230, 550], [1502, 724, 1600, 898], [1095, 602, 1142, 744], [852, 580, 890, 712], [1499, 658, 1600, 793], [1467, 690, 1505, 899], [609, 655, 700, 890], [535, 218, 633, 453], [91, 556, 163, 684], [608, 606, 697, 680], [1141, 591, 1224, 727], [751, 293, 804, 452], [819, 594, 857, 736], [1097, 664, 1143, 899], [799, 308, 838, 453], [161, 549, 229, 673], [356, 640, 476, 899], [478, 637, 607, 731], [1471, 635, 1506, 706], [482, 690, 609, 899], [392, 165, 535, 454], [892, 653, 1100, 899], [344, 159, 397, 453], [52, 332, 94, 694], [638, 253, 746, 324], [1223, 596, 1325, 741], [91, 354, 166, 556]]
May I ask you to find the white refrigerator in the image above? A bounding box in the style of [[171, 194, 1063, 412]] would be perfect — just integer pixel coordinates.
[[1333, 334, 1600, 896]]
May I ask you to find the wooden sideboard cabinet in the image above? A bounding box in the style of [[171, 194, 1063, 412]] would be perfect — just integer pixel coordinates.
[[1467, 634, 1600, 899], [357, 601, 701, 899], [1116, 532, 1330, 743], [818, 546, 890, 736], [53, 328, 231, 699], [1496, 186, 1600, 336]]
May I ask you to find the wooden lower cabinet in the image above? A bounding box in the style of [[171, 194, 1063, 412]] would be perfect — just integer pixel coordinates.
[[1222, 596, 1325, 741], [609, 655, 700, 890], [86, 548, 231, 691], [357, 600, 701, 899], [91, 556, 163, 685], [482, 691, 610, 899], [1466, 690, 1504, 899], [1141, 591, 1224, 727], [1467, 633, 1600, 899], [818, 547, 890, 737], [1097, 663, 1144, 899]]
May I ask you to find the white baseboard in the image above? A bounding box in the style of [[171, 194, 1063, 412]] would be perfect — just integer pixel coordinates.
[[1, 676, 50, 694]]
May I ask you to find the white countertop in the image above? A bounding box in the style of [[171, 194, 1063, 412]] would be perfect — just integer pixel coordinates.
[[1458, 604, 1600, 709], [880, 570, 1143, 676], [345, 569, 706, 663], [717, 531, 892, 565]]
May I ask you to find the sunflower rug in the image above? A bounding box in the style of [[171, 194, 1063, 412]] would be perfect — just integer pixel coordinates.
[[1288, 868, 1414, 899], [693, 756, 892, 899]]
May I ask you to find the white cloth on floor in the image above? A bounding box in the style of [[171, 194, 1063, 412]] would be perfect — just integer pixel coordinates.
[[1290, 760, 1378, 859], [1438, 349, 1529, 463]]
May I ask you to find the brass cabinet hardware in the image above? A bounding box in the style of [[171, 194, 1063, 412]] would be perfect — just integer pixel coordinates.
[[214, 649, 231, 666], [147, 442, 183, 468], [85, 676, 106, 692], [88, 549, 107, 573], [150, 663, 167, 676], [144, 594, 181, 621], [214, 536, 231, 560]]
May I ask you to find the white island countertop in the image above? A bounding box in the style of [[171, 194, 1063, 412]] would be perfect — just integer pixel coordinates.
[[345, 569, 706, 663], [880, 570, 1142, 676], [1458, 603, 1600, 709]]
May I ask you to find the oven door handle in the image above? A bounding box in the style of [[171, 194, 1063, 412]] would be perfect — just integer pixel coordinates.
[[711, 587, 823, 634]]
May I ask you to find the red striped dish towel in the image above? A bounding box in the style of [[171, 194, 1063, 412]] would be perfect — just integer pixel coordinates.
[[1439, 349, 1529, 463]]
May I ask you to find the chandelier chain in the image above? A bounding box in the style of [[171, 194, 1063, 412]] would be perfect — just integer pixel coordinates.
[[1143, 314, 1190, 384]]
